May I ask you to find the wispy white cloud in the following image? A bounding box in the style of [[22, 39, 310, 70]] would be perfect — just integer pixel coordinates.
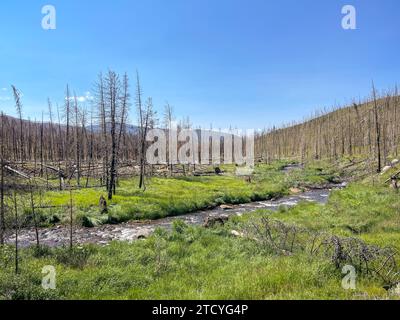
[[65, 91, 94, 103], [1, 88, 7, 92], [0, 96, 11, 101]]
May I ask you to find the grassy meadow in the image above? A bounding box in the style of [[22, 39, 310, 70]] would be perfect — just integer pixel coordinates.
[[21, 161, 340, 228], [1, 160, 399, 300]]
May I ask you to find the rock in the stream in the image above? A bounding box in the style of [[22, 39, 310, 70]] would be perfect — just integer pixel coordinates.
[[203, 215, 229, 228], [231, 230, 244, 238], [220, 204, 234, 210], [381, 166, 392, 174], [137, 230, 153, 240], [290, 188, 302, 194]]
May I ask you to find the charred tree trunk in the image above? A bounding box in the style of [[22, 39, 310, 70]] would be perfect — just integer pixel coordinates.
[[373, 84, 382, 173], [0, 113, 5, 246], [13, 191, 19, 274]]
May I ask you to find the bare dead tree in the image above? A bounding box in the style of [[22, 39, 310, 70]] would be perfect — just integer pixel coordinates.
[[372, 83, 382, 173], [96, 74, 109, 188], [136, 72, 148, 190], [106, 71, 119, 200], [48, 98, 55, 162], [40, 113, 44, 177], [115, 73, 130, 189], [74, 94, 81, 187], [0, 113, 5, 246], [13, 190, 19, 274], [29, 181, 40, 249], [69, 185, 73, 250], [86, 107, 94, 188], [57, 104, 65, 190], [65, 85, 71, 177], [136, 72, 144, 188], [11, 85, 24, 163], [163, 103, 174, 175], [254, 84, 399, 171]]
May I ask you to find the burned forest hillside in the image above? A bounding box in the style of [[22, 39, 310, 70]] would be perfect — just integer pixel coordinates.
[[256, 86, 400, 173]]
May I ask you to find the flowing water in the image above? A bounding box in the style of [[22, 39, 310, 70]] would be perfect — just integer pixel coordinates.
[[6, 184, 346, 248]]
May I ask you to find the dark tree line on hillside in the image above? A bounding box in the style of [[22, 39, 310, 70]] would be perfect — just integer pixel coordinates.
[[255, 84, 400, 172]]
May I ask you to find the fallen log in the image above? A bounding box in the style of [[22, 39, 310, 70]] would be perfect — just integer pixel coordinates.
[[4, 165, 31, 179], [384, 170, 400, 184]]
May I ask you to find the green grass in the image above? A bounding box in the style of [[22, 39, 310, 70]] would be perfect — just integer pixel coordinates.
[[44, 174, 285, 226], [255, 177, 400, 291], [269, 181, 400, 245], [0, 219, 395, 300], [6, 160, 388, 300], [19, 160, 340, 227]]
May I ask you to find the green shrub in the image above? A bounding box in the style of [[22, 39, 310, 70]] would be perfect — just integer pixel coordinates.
[[55, 246, 96, 269]]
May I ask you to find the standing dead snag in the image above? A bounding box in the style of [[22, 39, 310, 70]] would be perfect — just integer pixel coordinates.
[[69, 185, 74, 250], [106, 71, 119, 200], [57, 104, 64, 190], [0, 113, 5, 246], [136, 72, 145, 190], [110, 74, 117, 200], [96, 73, 109, 188], [29, 182, 40, 249], [40, 113, 44, 177], [136, 72, 156, 190], [48, 98, 55, 162], [12, 85, 24, 163], [73, 94, 81, 188], [115, 73, 130, 192], [94, 71, 129, 200], [13, 191, 19, 274], [252, 84, 400, 170], [0, 158, 5, 247], [163, 103, 175, 176], [86, 107, 95, 188], [64, 85, 73, 181], [372, 83, 382, 173]]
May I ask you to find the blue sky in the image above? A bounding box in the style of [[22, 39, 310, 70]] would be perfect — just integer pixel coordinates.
[[0, 0, 399, 129]]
